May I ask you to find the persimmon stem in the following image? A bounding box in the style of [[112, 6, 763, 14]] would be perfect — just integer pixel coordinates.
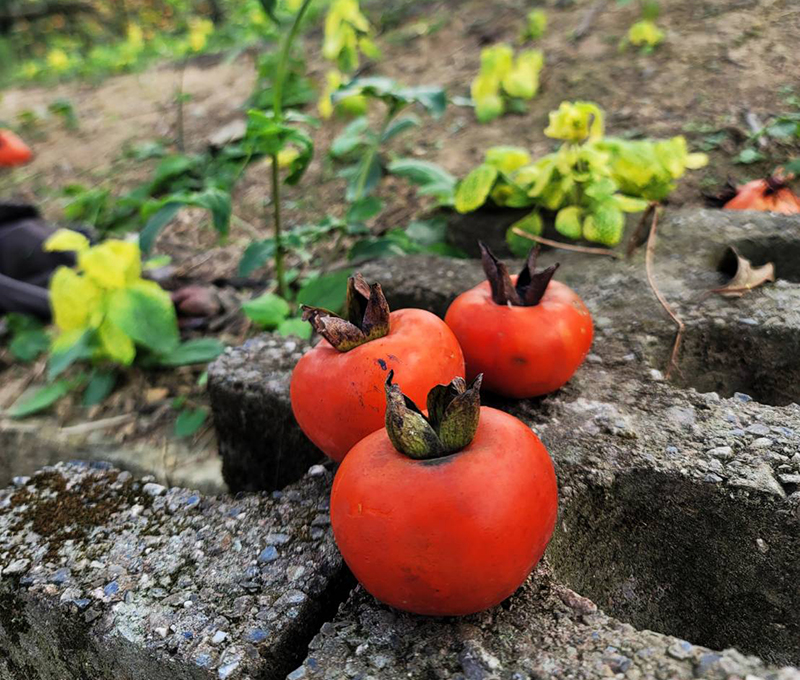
[[644, 207, 684, 379], [511, 228, 621, 259]]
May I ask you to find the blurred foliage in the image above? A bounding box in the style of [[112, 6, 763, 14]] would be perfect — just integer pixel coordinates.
[[0, 0, 328, 86]]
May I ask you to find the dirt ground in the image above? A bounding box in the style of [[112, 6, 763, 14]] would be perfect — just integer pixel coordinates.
[[0, 0, 799, 455]]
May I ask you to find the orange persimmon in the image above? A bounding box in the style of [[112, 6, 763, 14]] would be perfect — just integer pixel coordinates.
[[0, 130, 33, 167], [291, 274, 465, 462], [445, 243, 593, 398], [331, 372, 558, 616]]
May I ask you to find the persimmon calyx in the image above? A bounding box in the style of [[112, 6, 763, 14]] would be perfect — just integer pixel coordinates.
[[479, 241, 559, 307], [384, 370, 483, 460], [302, 273, 390, 352]]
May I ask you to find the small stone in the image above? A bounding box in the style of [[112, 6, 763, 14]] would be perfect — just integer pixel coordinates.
[[51, 568, 70, 585], [258, 546, 279, 563], [667, 640, 693, 660], [708, 446, 734, 460], [12, 476, 31, 486], [246, 629, 269, 644], [264, 533, 291, 545], [755, 538, 769, 554], [308, 465, 326, 477], [286, 566, 306, 581], [586, 353, 603, 364], [751, 438, 773, 449], [4, 559, 30, 575], [145, 387, 169, 404], [103, 581, 119, 597], [211, 631, 228, 645], [746, 424, 771, 436], [218, 661, 239, 679], [665, 406, 695, 429], [287, 667, 307, 680], [649, 369, 664, 381], [734, 392, 753, 402], [604, 655, 631, 673], [142, 483, 167, 497], [779, 473, 800, 485]]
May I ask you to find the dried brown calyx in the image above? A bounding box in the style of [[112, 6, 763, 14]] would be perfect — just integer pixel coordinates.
[[479, 241, 559, 306], [302, 273, 390, 352], [384, 370, 482, 460]]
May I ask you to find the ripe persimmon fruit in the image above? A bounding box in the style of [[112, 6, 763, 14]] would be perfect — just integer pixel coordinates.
[[0, 130, 33, 167], [445, 242, 593, 398], [291, 274, 465, 462], [331, 372, 558, 616]]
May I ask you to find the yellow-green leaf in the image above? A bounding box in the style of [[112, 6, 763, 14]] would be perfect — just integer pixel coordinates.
[[50, 267, 100, 332], [555, 206, 583, 240], [485, 146, 531, 173], [98, 318, 136, 365], [44, 228, 90, 253], [455, 164, 499, 213], [79, 240, 141, 289], [501, 50, 543, 100]]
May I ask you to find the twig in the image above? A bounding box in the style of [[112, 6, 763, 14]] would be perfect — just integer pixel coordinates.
[[744, 111, 769, 148], [572, 0, 608, 42], [625, 203, 657, 257], [511, 228, 621, 259], [644, 208, 684, 379], [59, 413, 137, 435]]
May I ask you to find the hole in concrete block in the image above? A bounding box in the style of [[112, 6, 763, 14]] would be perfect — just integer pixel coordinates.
[[674, 322, 800, 406], [548, 469, 799, 665], [721, 236, 800, 284]]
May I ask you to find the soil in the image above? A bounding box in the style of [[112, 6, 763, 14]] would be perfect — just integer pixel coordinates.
[[1, 0, 799, 454]]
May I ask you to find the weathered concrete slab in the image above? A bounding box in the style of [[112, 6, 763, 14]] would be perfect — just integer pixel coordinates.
[[0, 462, 347, 680], [0, 423, 224, 494], [208, 336, 320, 494], [293, 562, 800, 680]]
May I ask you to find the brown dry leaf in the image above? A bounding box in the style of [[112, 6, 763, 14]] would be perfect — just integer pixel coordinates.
[[713, 246, 775, 298]]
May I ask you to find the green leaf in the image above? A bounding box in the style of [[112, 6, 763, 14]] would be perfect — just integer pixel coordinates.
[[277, 317, 312, 339], [784, 158, 800, 175], [242, 292, 291, 329], [735, 148, 765, 165], [348, 235, 413, 262], [150, 155, 199, 193], [82, 369, 116, 407], [387, 159, 456, 205], [7, 314, 49, 362], [381, 115, 420, 143], [346, 196, 384, 222], [583, 203, 625, 246], [455, 164, 499, 213], [107, 282, 180, 355], [257, 0, 280, 23], [296, 269, 353, 312], [48, 329, 93, 380], [396, 86, 448, 118], [344, 153, 383, 202], [174, 407, 208, 438], [330, 117, 370, 159], [406, 217, 448, 247], [8, 379, 75, 418], [506, 210, 543, 257], [159, 339, 226, 366], [239, 239, 275, 277], [139, 202, 181, 254], [182, 188, 233, 239]]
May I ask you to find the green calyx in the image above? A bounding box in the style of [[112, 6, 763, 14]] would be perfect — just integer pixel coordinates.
[[384, 370, 483, 460], [302, 273, 390, 352], [479, 240, 559, 306]]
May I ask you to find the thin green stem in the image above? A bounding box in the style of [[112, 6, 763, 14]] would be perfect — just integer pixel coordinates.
[[270, 0, 314, 298], [353, 108, 395, 202]]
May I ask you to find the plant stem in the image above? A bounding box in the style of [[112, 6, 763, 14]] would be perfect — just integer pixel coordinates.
[[269, 0, 315, 298], [511, 228, 621, 259], [176, 57, 188, 152], [353, 109, 394, 202]]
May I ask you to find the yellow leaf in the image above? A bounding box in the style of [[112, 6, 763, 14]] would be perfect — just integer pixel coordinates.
[[50, 267, 100, 332], [79, 240, 141, 289], [51, 328, 87, 354], [486, 146, 531, 173], [544, 101, 605, 143], [44, 228, 90, 253], [501, 50, 543, 100]]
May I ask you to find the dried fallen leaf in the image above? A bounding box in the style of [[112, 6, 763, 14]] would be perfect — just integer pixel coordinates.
[[712, 246, 775, 298]]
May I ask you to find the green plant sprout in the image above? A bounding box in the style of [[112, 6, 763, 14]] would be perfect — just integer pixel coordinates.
[[521, 10, 547, 42], [454, 101, 708, 251], [471, 44, 544, 123]]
